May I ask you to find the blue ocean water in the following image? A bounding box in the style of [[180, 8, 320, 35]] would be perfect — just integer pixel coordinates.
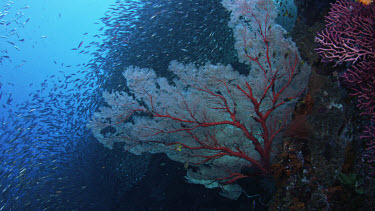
[[0, 0, 153, 209], [1, 0, 373, 210], [0, 0, 243, 209], [0, 0, 310, 209]]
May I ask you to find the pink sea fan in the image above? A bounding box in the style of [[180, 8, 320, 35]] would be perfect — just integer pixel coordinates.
[[342, 61, 375, 121], [315, 0, 375, 65]]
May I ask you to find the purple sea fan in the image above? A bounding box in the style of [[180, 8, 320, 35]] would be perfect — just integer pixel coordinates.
[[362, 125, 375, 174], [316, 0, 375, 174], [343, 61, 375, 173], [342, 60, 375, 120], [315, 0, 375, 65]]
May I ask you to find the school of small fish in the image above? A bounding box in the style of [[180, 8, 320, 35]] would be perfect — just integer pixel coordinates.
[[0, 1, 153, 209], [0, 0, 271, 209]]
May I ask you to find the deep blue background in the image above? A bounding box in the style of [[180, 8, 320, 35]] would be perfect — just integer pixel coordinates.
[[0, 0, 271, 210]]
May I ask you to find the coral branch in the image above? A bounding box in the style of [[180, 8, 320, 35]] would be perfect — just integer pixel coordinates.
[[315, 0, 375, 65], [89, 0, 310, 196]]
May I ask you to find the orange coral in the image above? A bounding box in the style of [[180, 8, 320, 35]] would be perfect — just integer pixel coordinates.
[[356, 0, 372, 5]]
